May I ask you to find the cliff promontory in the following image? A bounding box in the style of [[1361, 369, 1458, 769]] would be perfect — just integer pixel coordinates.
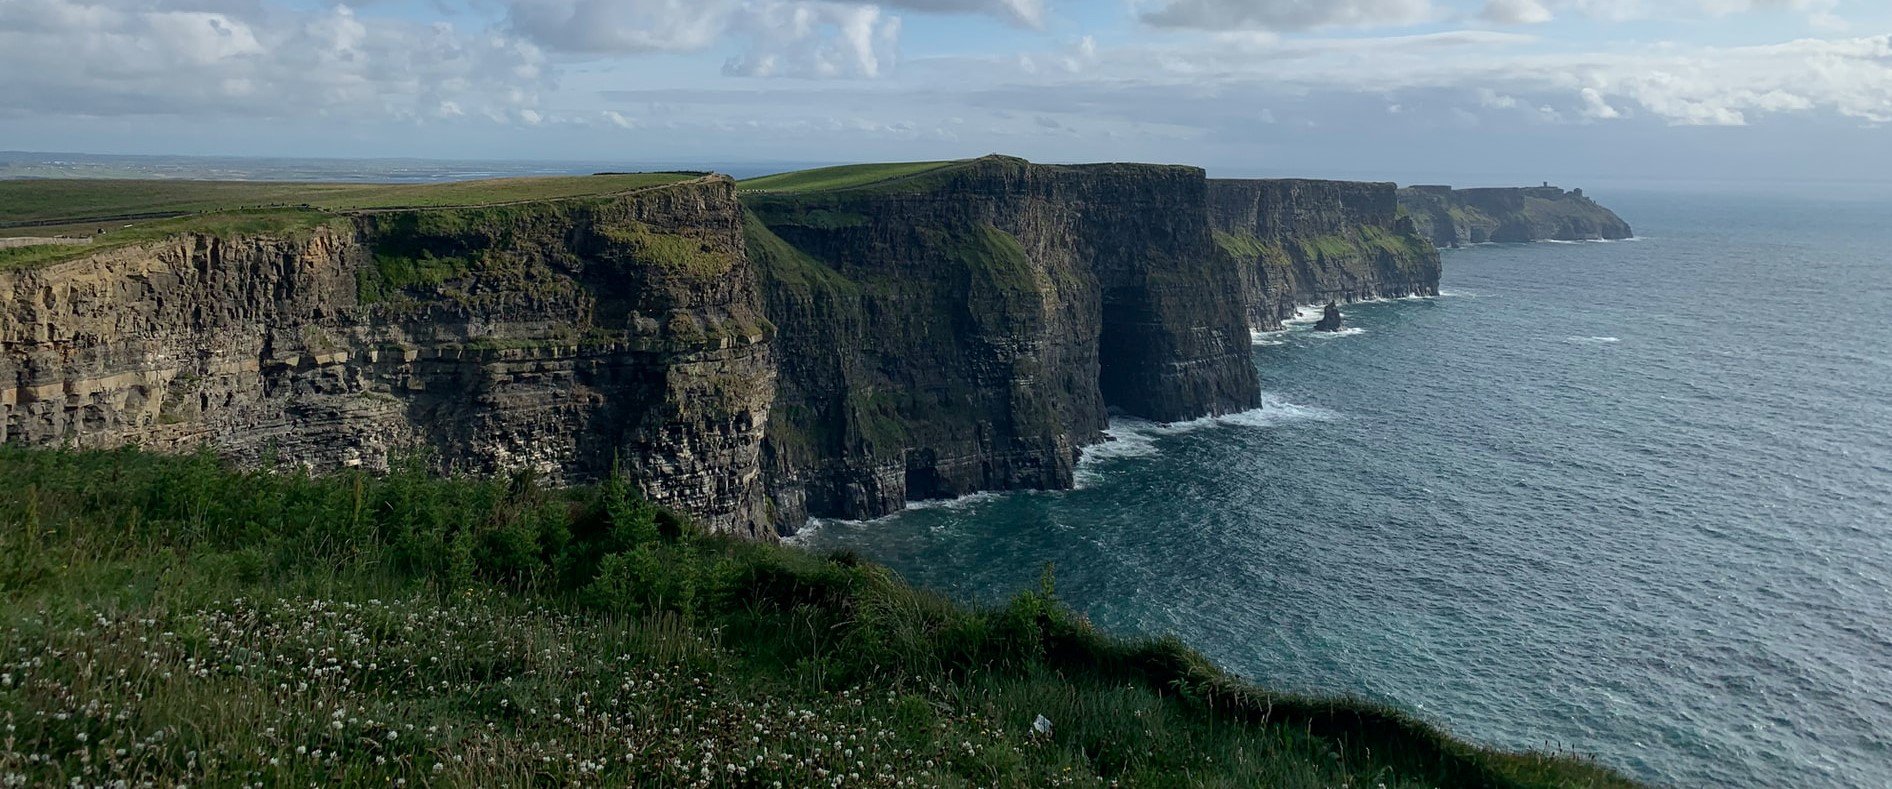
[[1399, 184, 1632, 247], [1208, 179, 1440, 330], [744, 156, 1260, 525]]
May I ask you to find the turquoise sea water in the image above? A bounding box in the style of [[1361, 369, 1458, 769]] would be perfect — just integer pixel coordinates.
[[796, 191, 1892, 787]]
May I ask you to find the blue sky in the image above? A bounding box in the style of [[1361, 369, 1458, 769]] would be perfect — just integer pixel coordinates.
[[1, 0, 1887, 183]]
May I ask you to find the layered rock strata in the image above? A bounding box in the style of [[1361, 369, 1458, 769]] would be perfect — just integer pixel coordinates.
[[0, 178, 778, 536], [6, 160, 1493, 537], [747, 156, 1261, 527], [1208, 179, 1441, 330]]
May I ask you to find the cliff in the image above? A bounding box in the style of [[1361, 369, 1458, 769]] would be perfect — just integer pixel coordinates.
[[745, 155, 1260, 526], [0, 177, 779, 537], [1398, 184, 1632, 247], [3, 159, 1448, 536], [1208, 179, 1441, 330]]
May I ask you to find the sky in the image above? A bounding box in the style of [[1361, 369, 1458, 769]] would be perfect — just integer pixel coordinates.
[[1, 0, 1889, 184]]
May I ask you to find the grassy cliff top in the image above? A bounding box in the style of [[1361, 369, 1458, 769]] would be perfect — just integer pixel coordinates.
[[738, 160, 965, 194], [0, 172, 699, 231], [0, 172, 704, 270], [739, 156, 1213, 205], [0, 446, 1634, 788]]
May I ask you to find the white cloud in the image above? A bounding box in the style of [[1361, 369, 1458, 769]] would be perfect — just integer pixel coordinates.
[[723, 2, 902, 78], [1539, 0, 1844, 27], [504, 0, 736, 54], [881, 0, 1043, 27], [1481, 0, 1554, 24], [0, 0, 547, 120], [1140, 0, 1435, 31], [924, 27, 1892, 131], [1579, 87, 1622, 118], [502, 0, 1040, 59]]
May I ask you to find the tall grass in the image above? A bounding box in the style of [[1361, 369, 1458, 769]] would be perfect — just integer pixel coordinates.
[[0, 447, 1633, 787]]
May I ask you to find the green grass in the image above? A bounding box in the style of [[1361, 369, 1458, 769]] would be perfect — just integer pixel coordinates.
[[0, 209, 347, 271], [0, 173, 697, 228], [0, 447, 1634, 787], [0, 174, 702, 269], [739, 161, 963, 194]]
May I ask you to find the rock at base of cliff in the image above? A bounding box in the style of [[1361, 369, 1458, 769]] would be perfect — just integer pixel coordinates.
[[1314, 302, 1344, 333]]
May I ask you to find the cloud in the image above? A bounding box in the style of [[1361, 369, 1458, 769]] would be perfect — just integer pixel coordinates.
[[882, 0, 1043, 27], [1140, 0, 1435, 31], [917, 27, 1892, 133], [1481, 0, 1554, 24], [502, 0, 1040, 58], [1579, 87, 1621, 118], [503, 0, 736, 54], [723, 2, 902, 78], [1533, 0, 1844, 27], [502, 0, 1039, 80], [0, 0, 547, 120]]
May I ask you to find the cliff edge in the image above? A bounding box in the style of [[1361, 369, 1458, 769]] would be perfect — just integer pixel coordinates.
[[1399, 184, 1632, 247]]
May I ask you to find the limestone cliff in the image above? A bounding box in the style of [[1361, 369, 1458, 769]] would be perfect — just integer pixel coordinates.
[[0, 177, 778, 537], [5, 159, 1449, 538], [1208, 179, 1441, 330], [746, 156, 1261, 527], [1398, 185, 1632, 247]]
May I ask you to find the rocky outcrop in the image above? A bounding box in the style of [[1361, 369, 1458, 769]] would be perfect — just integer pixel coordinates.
[[1398, 185, 1632, 247], [1208, 179, 1440, 330], [0, 178, 778, 537], [747, 156, 1260, 527], [1313, 303, 1343, 333]]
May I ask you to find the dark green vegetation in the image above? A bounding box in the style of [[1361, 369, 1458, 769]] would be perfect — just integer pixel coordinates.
[[0, 173, 698, 269], [0, 448, 1632, 787]]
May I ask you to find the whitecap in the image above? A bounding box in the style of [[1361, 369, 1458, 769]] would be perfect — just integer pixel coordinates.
[[1565, 336, 1622, 344], [1542, 239, 1580, 244], [1077, 392, 1339, 472], [781, 518, 829, 545], [902, 490, 1006, 512], [1311, 327, 1366, 338], [1346, 292, 1437, 305], [1281, 305, 1327, 326]]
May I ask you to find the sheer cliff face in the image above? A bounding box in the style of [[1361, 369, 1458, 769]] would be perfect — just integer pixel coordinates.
[[1208, 179, 1441, 330], [1399, 185, 1633, 247], [747, 157, 1261, 527], [0, 178, 778, 537], [5, 161, 1443, 538]]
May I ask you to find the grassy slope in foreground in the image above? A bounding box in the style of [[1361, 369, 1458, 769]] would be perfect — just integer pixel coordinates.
[[0, 448, 1633, 788], [0, 173, 699, 269]]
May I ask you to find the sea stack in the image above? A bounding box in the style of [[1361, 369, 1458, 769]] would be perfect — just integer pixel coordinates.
[[1314, 302, 1345, 332]]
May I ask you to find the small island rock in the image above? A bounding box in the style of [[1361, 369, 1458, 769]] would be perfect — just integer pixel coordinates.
[[1314, 302, 1345, 332]]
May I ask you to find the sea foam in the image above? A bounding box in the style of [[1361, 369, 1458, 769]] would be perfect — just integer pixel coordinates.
[[1077, 392, 1339, 477]]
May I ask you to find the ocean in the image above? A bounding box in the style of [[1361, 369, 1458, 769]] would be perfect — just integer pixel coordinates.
[[793, 189, 1892, 787]]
